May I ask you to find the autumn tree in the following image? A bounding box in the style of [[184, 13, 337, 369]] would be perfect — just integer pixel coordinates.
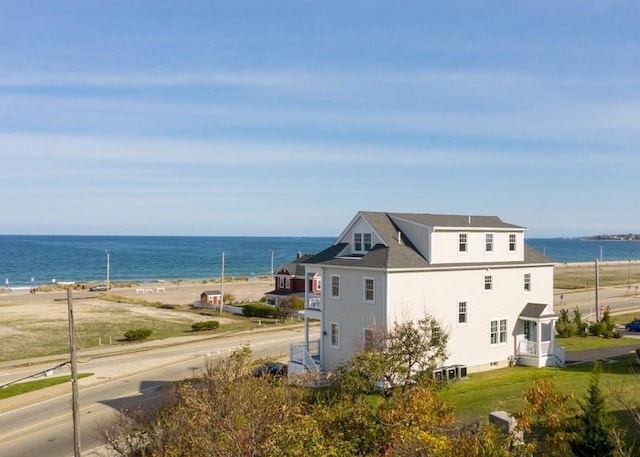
[[102, 347, 319, 457], [512, 378, 575, 457]]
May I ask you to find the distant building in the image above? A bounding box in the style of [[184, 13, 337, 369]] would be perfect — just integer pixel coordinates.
[[200, 290, 222, 308], [289, 211, 561, 379], [265, 252, 320, 306]]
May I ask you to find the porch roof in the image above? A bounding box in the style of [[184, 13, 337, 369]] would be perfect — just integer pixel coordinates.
[[519, 302, 557, 321]]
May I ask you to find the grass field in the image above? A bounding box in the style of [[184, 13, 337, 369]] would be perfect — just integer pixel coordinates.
[[442, 354, 640, 444]]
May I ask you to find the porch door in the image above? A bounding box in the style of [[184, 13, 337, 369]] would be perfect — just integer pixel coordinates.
[[523, 320, 532, 341]]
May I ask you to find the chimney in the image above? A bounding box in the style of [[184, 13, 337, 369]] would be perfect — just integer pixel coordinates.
[[398, 231, 402, 244], [297, 251, 303, 259], [468, 215, 471, 225]]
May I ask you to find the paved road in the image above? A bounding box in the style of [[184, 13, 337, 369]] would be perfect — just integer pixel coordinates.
[[554, 285, 640, 318], [0, 326, 315, 457]]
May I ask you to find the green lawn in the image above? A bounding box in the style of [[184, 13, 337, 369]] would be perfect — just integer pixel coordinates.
[[0, 373, 93, 400], [442, 355, 640, 429], [556, 335, 640, 351]]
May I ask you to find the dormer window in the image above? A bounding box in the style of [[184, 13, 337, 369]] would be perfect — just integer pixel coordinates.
[[363, 233, 372, 250], [354, 232, 372, 253]]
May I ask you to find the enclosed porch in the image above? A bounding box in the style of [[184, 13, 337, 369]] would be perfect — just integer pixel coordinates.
[[516, 303, 564, 368]]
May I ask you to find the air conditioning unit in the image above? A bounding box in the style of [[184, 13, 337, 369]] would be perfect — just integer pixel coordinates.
[[432, 368, 444, 381], [455, 364, 468, 379]]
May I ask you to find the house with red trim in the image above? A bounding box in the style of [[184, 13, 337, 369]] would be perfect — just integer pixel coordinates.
[[265, 252, 320, 306]]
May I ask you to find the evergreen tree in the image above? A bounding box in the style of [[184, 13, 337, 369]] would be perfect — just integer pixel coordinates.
[[569, 363, 617, 457]]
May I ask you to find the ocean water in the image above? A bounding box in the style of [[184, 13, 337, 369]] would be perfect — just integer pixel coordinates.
[[0, 235, 335, 288], [1, 235, 639, 288], [525, 238, 640, 264]]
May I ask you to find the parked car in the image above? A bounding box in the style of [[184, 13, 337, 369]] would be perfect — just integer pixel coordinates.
[[625, 320, 640, 332], [253, 361, 288, 378], [89, 284, 109, 292]]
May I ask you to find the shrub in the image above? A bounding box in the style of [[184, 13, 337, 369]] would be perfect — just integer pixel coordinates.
[[589, 321, 606, 337], [191, 320, 220, 332], [573, 307, 588, 336], [124, 327, 153, 341], [242, 303, 277, 318]]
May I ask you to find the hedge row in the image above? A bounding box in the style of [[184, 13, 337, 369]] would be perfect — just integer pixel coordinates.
[[191, 320, 220, 331], [242, 303, 278, 318]]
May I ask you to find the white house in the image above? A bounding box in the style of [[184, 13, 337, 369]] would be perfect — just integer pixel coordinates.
[[289, 211, 561, 379]]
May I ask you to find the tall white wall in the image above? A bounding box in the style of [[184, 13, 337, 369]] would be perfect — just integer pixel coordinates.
[[382, 263, 553, 370]]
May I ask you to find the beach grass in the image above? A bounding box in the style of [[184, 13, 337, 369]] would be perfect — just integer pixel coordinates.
[[0, 308, 298, 363], [554, 261, 640, 290]]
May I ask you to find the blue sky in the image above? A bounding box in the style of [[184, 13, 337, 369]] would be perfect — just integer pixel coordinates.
[[1, 1, 639, 237]]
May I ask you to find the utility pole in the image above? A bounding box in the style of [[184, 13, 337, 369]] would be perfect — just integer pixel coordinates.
[[67, 288, 81, 457], [220, 252, 225, 315], [106, 250, 110, 292], [595, 259, 600, 321], [270, 249, 274, 280]]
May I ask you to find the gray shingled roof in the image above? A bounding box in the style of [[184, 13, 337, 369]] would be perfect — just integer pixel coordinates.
[[304, 211, 552, 270], [519, 302, 557, 319], [389, 212, 525, 230], [277, 254, 313, 276]]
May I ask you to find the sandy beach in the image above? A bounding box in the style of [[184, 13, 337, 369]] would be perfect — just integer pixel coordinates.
[[1, 261, 639, 364]]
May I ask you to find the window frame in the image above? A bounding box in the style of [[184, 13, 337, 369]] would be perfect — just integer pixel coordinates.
[[485, 233, 494, 253], [458, 301, 468, 325], [524, 273, 531, 293], [330, 274, 340, 299], [354, 233, 362, 252], [363, 328, 374, 351], [484, 274, 493, 292], [499, 319, 507, 344], [363, 233, 372, 251], [330, 322, 340, 348], [509, 233, 517, 252], [363, 277, 375, 303], [490, 319, 507, 346], [459, 233, 468, 253]]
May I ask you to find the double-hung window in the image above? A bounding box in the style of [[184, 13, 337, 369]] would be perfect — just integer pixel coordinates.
[[363, 328, 374, 351], [330, 322, 340, 348], [485, 233, 494, 253], [490, 319, 507, 345], [509, 234, 517, 252], [364, 278, 375, 303], [354, 232, 372, 253], [330, 275, 340, 298], [524, 273, 531, 292], [354, 233, 362, 251], [459, 233, 468, 253], [484, 275, 493, 291], [458, 301, 467, 324], [363, 233, 372, 251]]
